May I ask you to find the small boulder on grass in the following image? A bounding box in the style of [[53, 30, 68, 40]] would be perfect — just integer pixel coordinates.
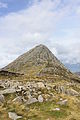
[[52, 108, 60, 111], [8, 112, 22, 120], [38, 95, 43, 102], [37, 82, 45, 88], [26, 97, 38, 104], [57, 99, 68, 105]]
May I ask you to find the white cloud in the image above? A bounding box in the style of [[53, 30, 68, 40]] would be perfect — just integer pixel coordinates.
[[54, 42, 80, 64], [0, 2, 8, 8], [76, 7, 80, 15], [0, 0, 80, 68]]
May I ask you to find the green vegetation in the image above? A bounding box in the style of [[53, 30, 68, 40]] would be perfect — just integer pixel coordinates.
[[0, 93, 80, 120]]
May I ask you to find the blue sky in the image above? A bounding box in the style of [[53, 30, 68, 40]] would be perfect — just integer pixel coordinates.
[[0, 0, 32, 16], [0, 0, 80, 71]]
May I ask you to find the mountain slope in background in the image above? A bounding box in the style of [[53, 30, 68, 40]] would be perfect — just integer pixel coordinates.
[[75, 72, 80, 76], [2, 44, 73, 80], [65, 63, 80, 73]]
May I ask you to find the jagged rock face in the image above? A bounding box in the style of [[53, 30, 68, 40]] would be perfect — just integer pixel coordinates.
[[2, 44, 72, 79]]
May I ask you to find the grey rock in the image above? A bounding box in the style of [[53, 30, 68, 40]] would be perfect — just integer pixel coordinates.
[[37, 82, 45, 88], [18, 86, 26, 91], [12, 96, 23, 103], [8, 112, 22, 120], [33, 92, 38, 96], [46, 87, 51, 90], [52, 108, 60, 111], [38, 91, 42, 94], [57, 99, 68, 105], [38, 95, 43, 102], [13, 96, 27, 103], [0, 94, 5, 104], [56, 86, 79, 96], [27, 97, 38, 104], [67, 89, 79, 96], [27, 92, 32, 99], [0, 88, 21, 95], [0, 85, 5, 89], [57, 86, 65, 94]]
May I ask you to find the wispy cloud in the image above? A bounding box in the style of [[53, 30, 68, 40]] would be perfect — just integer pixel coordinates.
[[0, 0, 80, 68]]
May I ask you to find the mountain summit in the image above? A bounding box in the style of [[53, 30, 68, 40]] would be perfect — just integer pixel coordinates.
[[2, 44, 73, 80]]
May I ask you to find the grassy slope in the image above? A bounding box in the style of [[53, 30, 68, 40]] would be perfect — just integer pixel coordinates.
[[0, 93, 80, 120], [0, 80, 80, 120]]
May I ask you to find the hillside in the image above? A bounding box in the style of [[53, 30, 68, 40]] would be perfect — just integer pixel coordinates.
[[2, 44, 74, 80]]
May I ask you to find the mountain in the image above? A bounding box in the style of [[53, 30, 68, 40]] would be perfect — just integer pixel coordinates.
[[75, 72, 80, 76], [1, 44, 79, 81], [0, 45, 80, 120]]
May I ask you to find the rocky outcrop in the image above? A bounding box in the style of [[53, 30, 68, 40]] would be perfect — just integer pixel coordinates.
[[67, 89, 79, 96], [0, 79, 79, 107], [55, 85, 79, 96], [0, 70, 24, 78]]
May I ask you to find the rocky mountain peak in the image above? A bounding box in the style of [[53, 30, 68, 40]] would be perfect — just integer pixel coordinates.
[[2, 44, 73, 80], [18, 44, 54, 61], [36, 44, 47, 48]]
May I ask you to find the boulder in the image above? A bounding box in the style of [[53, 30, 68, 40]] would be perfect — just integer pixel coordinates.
[[18, 86, 26, 91], [0, 94, 5, 104], [27, 97, 38, 104], [38, 95, 43, 102], [37, 82, 45, 88], [38, 91, 42, 95], [8, 112, 22, 120], [0, 85, 5, 89], [57, 86, 65, 94], [67, 89, 79, 96], [13, 96, 27, 103], [52, 108, 60, 111], [0, 88, 19, 94], [12, 96, 23, 103], [57, 99, 68, 105]]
